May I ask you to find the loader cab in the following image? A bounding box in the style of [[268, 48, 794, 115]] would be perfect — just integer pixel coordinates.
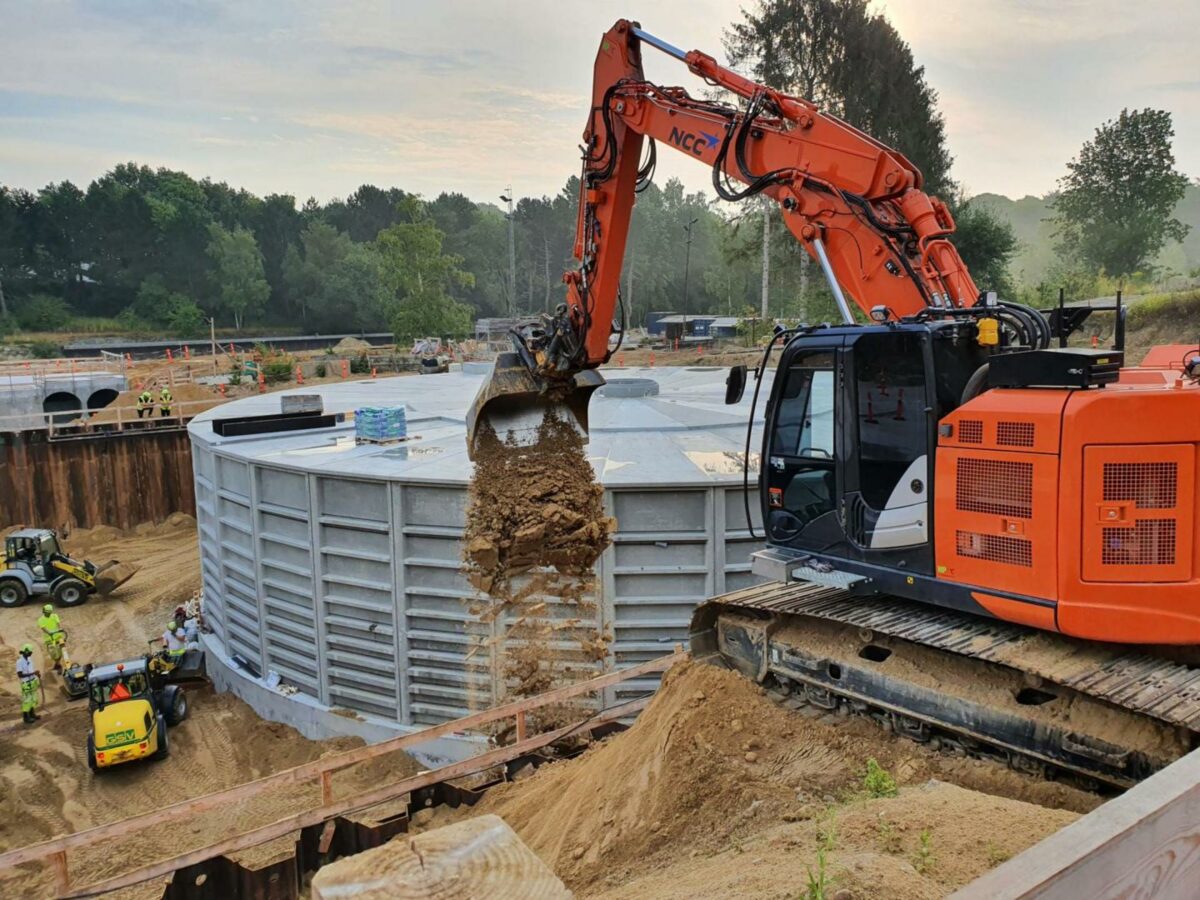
[[5, 529, 61, 568], [761, 321, 985, 579]]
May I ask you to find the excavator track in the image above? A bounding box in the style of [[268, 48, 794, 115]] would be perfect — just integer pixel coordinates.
[[690, 581, 1200, 791]]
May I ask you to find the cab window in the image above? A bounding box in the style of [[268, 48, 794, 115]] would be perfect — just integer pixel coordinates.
[[772, 352, 835, 459]]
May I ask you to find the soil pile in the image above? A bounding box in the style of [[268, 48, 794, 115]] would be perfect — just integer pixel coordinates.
[[414, 661, 1092, 897], [333, 336, 373, 354], [464, 415, 614, 717]]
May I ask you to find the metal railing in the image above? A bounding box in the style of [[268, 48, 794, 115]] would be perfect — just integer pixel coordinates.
[[0, 398, 225, 438]]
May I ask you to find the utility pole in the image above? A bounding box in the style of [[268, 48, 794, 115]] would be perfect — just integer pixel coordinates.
[[761, 199, 771, 320], [500, 187, 516, 317], [682, 216, 698, 337], [209, 317, 217, 361]]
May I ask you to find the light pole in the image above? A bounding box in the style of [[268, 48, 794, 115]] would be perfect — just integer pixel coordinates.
[[500, 188, 516, 317], [681, 216, 698, 338]]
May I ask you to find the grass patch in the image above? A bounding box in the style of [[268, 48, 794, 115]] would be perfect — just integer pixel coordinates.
[[862, 758, 898, 798], [914, 828, 935, 874], [1126, 288, 1200, 327]]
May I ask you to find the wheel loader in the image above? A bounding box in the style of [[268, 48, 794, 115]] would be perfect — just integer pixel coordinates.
[[0, 528, 137, 608], [465, 19, 1200, 790], [85, 656, 190, 770]]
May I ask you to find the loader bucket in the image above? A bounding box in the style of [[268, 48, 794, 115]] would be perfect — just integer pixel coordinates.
[[93, 560, 139, 596], [465, 352, 605, 460]]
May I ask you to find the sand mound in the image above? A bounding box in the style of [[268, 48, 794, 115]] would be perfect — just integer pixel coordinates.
[[415, 661, 1092, 897], [333, 336, 372, 354], [464, 416, 614, 713]]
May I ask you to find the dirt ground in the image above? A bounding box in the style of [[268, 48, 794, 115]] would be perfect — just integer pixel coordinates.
[[410, 661, 1096, 899], [0, 520, 420, 898]]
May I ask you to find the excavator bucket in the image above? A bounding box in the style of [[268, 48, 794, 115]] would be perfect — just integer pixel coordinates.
[[466, 352, 605, 460], [92, 560, 139, 596]]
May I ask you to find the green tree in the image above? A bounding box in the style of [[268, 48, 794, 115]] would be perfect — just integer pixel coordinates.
[[282, 220, 355, 328], [321, 244, 392, 332], [1051, 109, 1190, 283], [950, 197, 1018, 297], [375, 217, 474, 342], [725, 0, 953, 196], [206, 224, 269, 329]]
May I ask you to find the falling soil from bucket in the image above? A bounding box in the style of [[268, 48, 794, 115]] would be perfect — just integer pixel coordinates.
[[463, 413, 614, 726]]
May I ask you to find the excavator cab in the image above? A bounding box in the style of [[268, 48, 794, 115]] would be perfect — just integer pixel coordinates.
[[465, 351, 605, 460], [755, 321, 986, 590]]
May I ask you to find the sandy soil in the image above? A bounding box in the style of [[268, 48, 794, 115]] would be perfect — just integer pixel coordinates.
[[409, 661, 1095, 899], [0, 520, 420, 897]]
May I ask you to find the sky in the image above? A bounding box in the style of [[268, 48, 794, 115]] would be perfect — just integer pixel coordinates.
[[1, 0, 1197, 206]]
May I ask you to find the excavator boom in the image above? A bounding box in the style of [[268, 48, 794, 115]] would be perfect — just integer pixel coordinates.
[[467, 19, 980, 456]]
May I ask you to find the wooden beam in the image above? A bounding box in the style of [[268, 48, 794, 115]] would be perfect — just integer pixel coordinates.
[[0, 649, 683, 872], [952, 747, 1200, 899], [61, 697, 650, 899]]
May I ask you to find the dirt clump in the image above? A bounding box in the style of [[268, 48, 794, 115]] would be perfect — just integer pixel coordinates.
[[412, 660, 1092, 897], [463, 414, 614, 720]]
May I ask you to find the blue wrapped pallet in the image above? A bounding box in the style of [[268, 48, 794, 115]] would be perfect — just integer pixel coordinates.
[[355, 405, 407, 442]]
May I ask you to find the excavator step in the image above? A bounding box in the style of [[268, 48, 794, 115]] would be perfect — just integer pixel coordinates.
[[709, 580, 1200, 732]]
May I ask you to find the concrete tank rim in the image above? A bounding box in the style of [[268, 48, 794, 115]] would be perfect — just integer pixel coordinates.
[[189, 365, 770, 487]]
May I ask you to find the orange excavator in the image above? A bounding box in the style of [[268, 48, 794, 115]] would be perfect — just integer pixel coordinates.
[[467, 19, 1200, 788]]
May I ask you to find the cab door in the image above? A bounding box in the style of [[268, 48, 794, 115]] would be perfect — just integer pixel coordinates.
[[763, 342, 845, 552], [843, 330, 935, 573]]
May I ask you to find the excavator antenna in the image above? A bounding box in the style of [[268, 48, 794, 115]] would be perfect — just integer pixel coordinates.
[[465, 352, 605, 460]]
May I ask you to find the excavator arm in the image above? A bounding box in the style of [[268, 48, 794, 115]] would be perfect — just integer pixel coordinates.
[[467, 19, 981, 456]]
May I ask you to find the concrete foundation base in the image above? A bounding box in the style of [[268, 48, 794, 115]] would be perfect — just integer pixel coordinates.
[[201, 633, 487, 768]]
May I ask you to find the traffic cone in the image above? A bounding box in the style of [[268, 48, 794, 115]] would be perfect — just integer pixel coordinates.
[[219, 383, 226, 398], [184, 346, 191, 360], [649, 351, 655, 368], [125, 353, 132, 369], [371, 367, 377, 379], [295, 365, 304, 384], [618, 353, 625, 367], [258, 371, 266, 393], [341, 360, 349, 379], [166, 348, 173, 362]]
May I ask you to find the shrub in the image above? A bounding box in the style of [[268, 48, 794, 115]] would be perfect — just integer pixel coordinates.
[[27, 339, 62, 359], [315, 362, 327, 378], [260, 357, 294, 384], [16, 294, 72, 331], [349, 351, 371, 374], [862, 758, 898, 798]]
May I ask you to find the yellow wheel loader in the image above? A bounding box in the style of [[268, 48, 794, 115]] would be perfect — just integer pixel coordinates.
[[86, 656, 191, 771], [0, 528, 137, 608]]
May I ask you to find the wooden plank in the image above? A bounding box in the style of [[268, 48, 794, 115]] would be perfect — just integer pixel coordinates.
[[952, 747, 1200, 899], [0, 649, 683, 871], [61, 697, 650, 899]]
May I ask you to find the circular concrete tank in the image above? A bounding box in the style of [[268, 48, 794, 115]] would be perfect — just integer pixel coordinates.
[[189, 365, 770, 735]]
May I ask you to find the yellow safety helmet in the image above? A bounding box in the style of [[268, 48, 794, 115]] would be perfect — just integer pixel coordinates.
[[20, 644, 33, 654], [43, 603, 54, 615]]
